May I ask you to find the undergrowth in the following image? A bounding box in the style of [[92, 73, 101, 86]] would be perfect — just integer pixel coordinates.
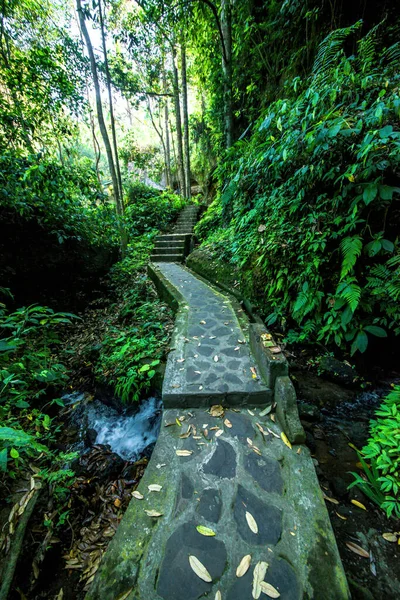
[[196, 24, 400, 355]]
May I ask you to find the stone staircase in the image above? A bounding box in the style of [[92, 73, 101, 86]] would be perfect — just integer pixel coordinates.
[[151, 204, 199, 263]]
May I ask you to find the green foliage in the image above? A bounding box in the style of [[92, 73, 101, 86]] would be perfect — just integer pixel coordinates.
[[95, 236, 173, 402], [196, 26, 400, 354], [125, 182, 185, 237], [349, 385, 400, 518], [0, 303, 77, 475], [0, 151, 117, 247]]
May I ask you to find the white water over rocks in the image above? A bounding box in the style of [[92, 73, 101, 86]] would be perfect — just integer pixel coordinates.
[[63, 393, 162, 462]]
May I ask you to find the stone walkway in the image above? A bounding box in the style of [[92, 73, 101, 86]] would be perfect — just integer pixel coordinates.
[[86, 263, 350, 600], [158, 262, 271, 406]]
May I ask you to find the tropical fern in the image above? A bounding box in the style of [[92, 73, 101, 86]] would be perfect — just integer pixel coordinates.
[[337, 279, 361, 312], [312, 20, 363, 80], [340, 236, 363, 279]]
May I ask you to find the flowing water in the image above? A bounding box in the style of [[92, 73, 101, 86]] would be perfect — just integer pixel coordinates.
[[63, 393, 162, 462]]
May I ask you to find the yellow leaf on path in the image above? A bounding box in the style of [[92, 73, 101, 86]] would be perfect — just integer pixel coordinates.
[[189, 555, 212, 582], [196, 525, 216, 536], [246, 511, 258, 534], [382, 533, 397, 542], [176, 418, 182, 427], [215, 429, 223, 437], [252, 561, 269, 599], [351, 499, 367, 511], [145, 510, 163, 517], [224, 418, 232, 428], [346, 541, 369, 558], [131, 491, 143, 500], [259, 581, 280, 598], [281, 432, 292, 449], [215, 592, 222, 600], [176, 450, 193, 456], [236, 554, 252, 577]]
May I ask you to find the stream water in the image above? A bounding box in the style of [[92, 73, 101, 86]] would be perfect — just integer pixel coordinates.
[[63, 392, 162, 462]]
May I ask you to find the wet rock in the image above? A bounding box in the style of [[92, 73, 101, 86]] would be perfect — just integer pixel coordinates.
[[319, 357, 358, 387], [203, 440, 236, 479], [298, 402, 321, 422], [196, 488, 222, 523], [234, 484, 282, 545], [86, 428, 98, 446], [294, 372, 355, 407], [305, 431, 317, 453]]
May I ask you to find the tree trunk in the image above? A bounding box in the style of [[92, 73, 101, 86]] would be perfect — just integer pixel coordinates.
[[181, 37, 191, 200], [98, 0, 124, 208], [221, 0, 233, 148], [162, 66, 172, 189], [76, 0, 126, 254], [171, 42, 185, 197]]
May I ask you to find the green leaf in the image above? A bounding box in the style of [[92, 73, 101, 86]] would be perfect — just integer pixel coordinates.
[[363, 184, 378, 205], [139, 364, 150, 373], [10, 448, 19, 459], [351, 331, 368, 355], [381, 239, 394, 252], [0, 448, 7, 472], [364, 325, 387, 338]]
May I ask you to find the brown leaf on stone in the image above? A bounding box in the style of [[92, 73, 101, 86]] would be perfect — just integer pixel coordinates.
[[215, 592, 222, 600], [215, 429, 223, 438], [247, 409, 255, 416], [246, 511, 258, 534], [210, 405, 224, 417], [189, 555, 212, 582], [250, 367, 258, 379], [269, 346, 282, 354], [148, 484, 162, 492], [200, 320, 206, 325], [236, 554, 252, 577], [345, 541, 369, 558], [224, 418, 232, 428]]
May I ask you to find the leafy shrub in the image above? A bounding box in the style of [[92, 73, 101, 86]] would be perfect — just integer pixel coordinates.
[[95, 238, 173, 402], [349, 385, 400, 518], [0, 302, 77, 475], [0, 151, 118, 248], [196, 25, 400, 354], [125, 182, 186, 237]]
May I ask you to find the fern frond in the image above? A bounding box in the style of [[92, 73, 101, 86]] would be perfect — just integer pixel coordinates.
[[337, 279, 361, 312], [381, 42, 400, 70], [312, 20, 363, 80], [357, 21, 384, 73], [340, 236, 362, 279]]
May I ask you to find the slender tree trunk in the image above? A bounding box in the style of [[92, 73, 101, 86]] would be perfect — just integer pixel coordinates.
[[170, 120, 177, 190], [181, 37, 191, 200], [146, 95, 169, 185], [171, 41, 185, 197], [221, 0, 233, 148], [98, 0, 124, 207], [162, 66, 172, 189], [76, 0, 126, 253]]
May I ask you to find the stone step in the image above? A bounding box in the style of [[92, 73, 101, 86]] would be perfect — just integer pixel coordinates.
[[154, 240, 186, 248], [151, 254, 184, 262], [155, 234, 190, 242], [152, 247, 184, 256]]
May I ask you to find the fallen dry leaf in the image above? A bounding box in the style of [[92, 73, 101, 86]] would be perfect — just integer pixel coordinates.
[[131, 491, 143, 500], [346, 541, 369, 558], [148, 484, 162, 493], [176, 450, 193, 456], [144, 510, 163, 518], [114, 498, 121, 508], [250, 366, 258, 379], [189, 555, 212, 582], [259, 406, 272, 417], [351, 499, 367, 511], [267, 428, 280, 439], [236, 554, 252, 577], [280, 432, 292, 449], [335, 512, 347, 520], [246, 511, 258, 534], [215, 592, 222, 600], [200, 320, 206, 325], [177, 358, 185, 363], [259, 581, 280, 598], [323, 493, 339, 505], [247, 409, 255, 416], [215, 429, 223, 438], [252, 561, 268, 599], [214, 355, 219, 362], [224, 418, 232, 428], [196, 525, 216, 537], [210, 405, 224, 417], [382, 532, 398, 542]]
